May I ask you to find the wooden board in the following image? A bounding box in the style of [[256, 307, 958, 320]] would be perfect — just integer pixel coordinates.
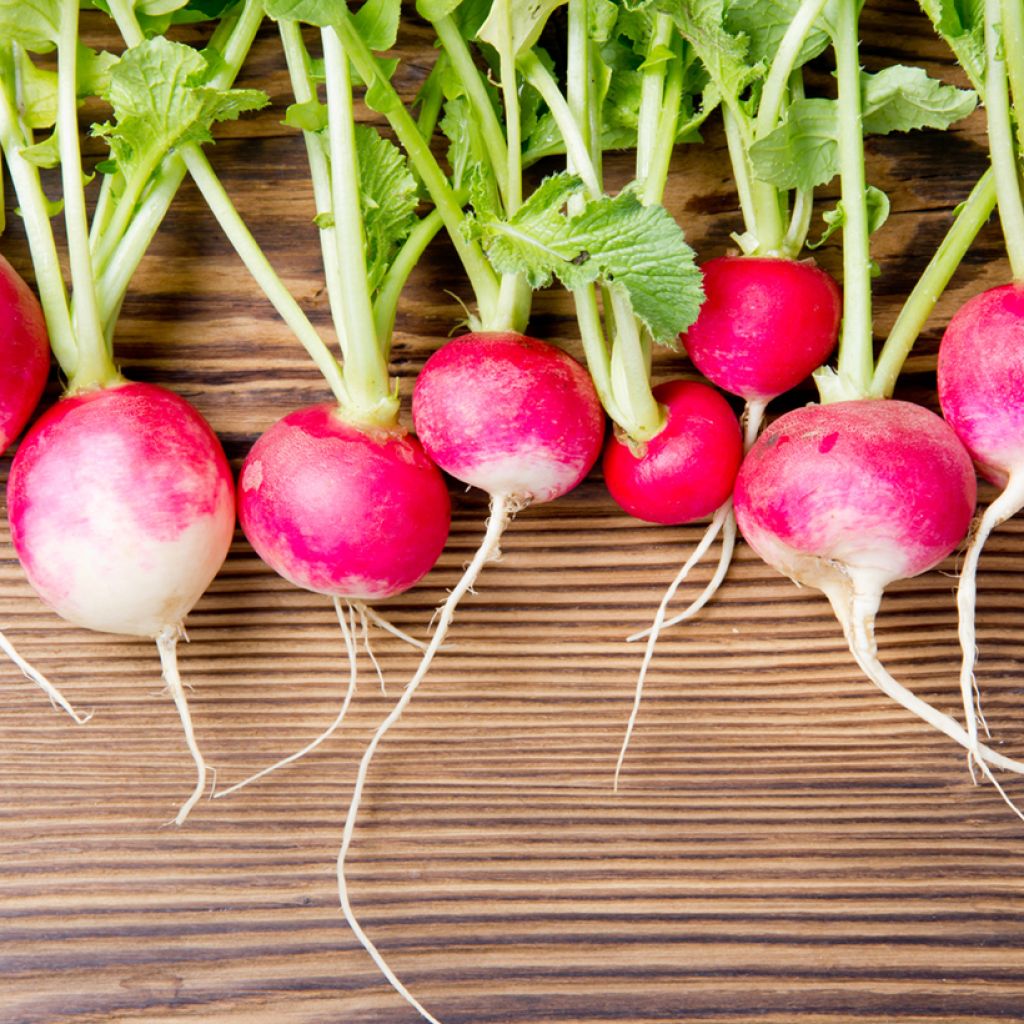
[[4, 5, 1024, 1023]]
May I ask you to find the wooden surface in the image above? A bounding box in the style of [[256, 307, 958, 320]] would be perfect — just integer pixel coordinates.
[[5, 5, 1024, 1023]]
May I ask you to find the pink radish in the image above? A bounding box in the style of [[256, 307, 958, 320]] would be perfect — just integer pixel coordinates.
[[7, 381, 235, 822], [0, 254, 49, 455], [733, 399, 1024, 783], [938, 284, 1024, 779], [238, 405, 450, 601], [335, 331, 604, 1023]]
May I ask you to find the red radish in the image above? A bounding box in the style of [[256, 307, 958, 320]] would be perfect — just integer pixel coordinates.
[[336, 331, 604, 1022], [0, 254, 49, 455], [684, 256, 842, 407], [602, 379, 742, 525], [7, 381, 235, 822], [732, 399, 1024, 781], [938, 283, 1024, 777], [238, 405, 450, 600]]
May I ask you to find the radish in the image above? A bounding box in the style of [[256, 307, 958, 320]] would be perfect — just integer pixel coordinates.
[[923, 0, 1024, 788], [728, 0, 1024, 804], [0, 3, 265, 819], [0, 253, 49, 455]]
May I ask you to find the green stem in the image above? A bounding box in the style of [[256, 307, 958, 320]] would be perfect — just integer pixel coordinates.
[[518, 51, 601, 194], [607, 285, 664, 440], [333, 11, 500, 324], [987, 0, 1024, 280], [781, 70, 814, 255], [1001, 0, 1024, 157], [58, 4, 118, 392], [641, 32, 684, 206], [721, 104, 759, 248], [279, 20, 350, 361], [180, 144, 350, 407], [636, 14, 675, 185], [0, 63, 77, 374], [433, 15, 509, 204], [321, 26, 396, 425], [827, 0, 874, 402], [415, 53, 446, 139], [91, 156, 164, 275], [870, 169, 997, 398], [373, 208, 445, 349]]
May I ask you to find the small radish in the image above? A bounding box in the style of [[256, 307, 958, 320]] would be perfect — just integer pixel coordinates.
[[0, 254, 49, 455], [733, 400, 1024, 778], [602, 380, 743, 526], [238, 406, 450, 600], [8, 381, 235, 822]]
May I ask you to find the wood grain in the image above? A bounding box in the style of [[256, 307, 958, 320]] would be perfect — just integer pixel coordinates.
[[4, 4, 1024, 1023]]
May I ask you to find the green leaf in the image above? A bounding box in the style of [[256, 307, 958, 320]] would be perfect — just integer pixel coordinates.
[[354, 124, 419, 291], [352, 0, 401, 50], [471, 173, 703, 341], [19, 130, 61, 168], [748, 97, 837, 191], [807, 184, 890, 249], [918, 0, 985, 93], [861, 64, 977, 134], [313, 210, 335, 228], [263, 0, 344, 24], [15, 51, 57, 131], [78, 45, 119, 101], [284, 98, 329, 131], [477, 0, 569, 59], [93, 36, 268, 186], [0, 0, 61, 52], [417, 0, 462, 19], [724, 0, 829, 69]]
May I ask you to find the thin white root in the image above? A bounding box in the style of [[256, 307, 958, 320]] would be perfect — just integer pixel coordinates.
[[214, 598, 359, 799], [615, 501, 733, 790], [337, 492, 518, 1024], [360, 604, 431, 652], [0, 628, 92, 724], [627, 508, 736, 642], [827, 581, 1024, 820], [157, 626, 208, 826], [954, 476, 1024, 784], [356, 603, 387, 694]]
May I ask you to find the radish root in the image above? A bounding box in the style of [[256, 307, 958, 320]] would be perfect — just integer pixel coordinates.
[[954, 474, 1024, 782], [0, 628, 91, 724], [337, 492, 519, 1024], [157, 625, 209, 826], [826, 573, 1024, 820], [214, 598, 359, 799]]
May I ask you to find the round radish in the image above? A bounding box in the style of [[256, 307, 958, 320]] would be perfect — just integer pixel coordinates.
[[238, 404, 451, 601], [937, 283, 1024, 778], [7, 381, 235, 823], [602, 379, 742, 525], [731, 399, 1024, 780], [683, 256, 841, 404], [0, 254, 50, 455], [412, 331, 605, 504]]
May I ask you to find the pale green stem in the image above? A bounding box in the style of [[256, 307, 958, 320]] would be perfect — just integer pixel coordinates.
[[1001, 0, 1024, 156], [636, 14, 675, 183], [321, 27, 396, 425], [373, 208, 445, 348], [988, 0, 1024, 280], [279, 21, 349, 361], [607, 285, 664, 440], [334, 11, 500, 324], [91, 154, 164, 275], [433, 14, 509, 204], [518, 52, 601, 194], [180, 145, 350, 406], [722, 104, 759, 245], [871, 169, 997, 397], [781, 70, 815, 255], [641, 33, 685, 207], [0, 66, 77, 375], [58, 4, 118, 392], [415, 54, 446, 138], [829, 0, 874, 401]]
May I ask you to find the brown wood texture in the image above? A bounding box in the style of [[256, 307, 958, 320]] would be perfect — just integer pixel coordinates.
[[4, 5, 1024, 1023]]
